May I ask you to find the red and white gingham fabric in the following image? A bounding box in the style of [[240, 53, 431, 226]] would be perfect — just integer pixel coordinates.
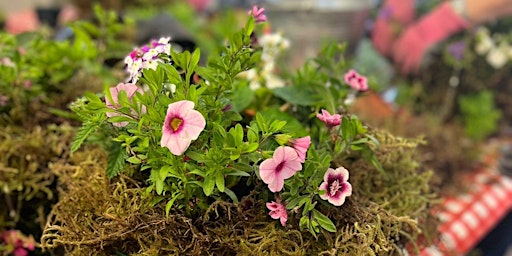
[[420, 141, 512, 255]]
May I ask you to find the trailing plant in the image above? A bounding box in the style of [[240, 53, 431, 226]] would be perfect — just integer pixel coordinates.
[[70, 6, 384, 238]]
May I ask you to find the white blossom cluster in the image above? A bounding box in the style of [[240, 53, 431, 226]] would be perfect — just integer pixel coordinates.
[[475, 27, 512, 69], [124, 37, 172, 83], [239, 32, 290, 90]]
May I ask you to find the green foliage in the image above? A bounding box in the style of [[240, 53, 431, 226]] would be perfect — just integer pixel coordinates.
[[0, 5, 130, 126], [459, 90, 502, 141], [71, 9, 398, 238]]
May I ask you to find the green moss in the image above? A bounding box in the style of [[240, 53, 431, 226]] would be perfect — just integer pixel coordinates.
[[41, 128, 437, 255]]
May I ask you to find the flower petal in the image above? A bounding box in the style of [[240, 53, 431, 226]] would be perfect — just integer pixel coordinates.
[[182, 110, 206, 140], [329, 182, 352, 206]]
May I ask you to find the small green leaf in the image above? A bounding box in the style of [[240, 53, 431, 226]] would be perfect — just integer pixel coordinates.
[[243, 143, 259, 153], [312, 209, 337, 233], [203, 176, 215, 196], [224, 188, 239, 203], [126, 156, 141, 164], [255, 113, 267, 133], [107, 142, 127, 179], [165, 192, 182, 218], [226, 169, 250, 177], [215, 172, 225, 192], [71, 116, 103, 153]]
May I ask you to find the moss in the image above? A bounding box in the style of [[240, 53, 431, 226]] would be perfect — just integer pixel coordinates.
[[0, 124, 75, 227], [41, 129, 437, 255]]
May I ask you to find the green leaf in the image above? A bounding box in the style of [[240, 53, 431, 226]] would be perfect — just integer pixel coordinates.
[[126, 156, 141, 164], [108, 115, 134, 124], [286, 195, 308, 210], [242, 143, 259, 153], [230, 82, 254, 112], [141, 67, 164, 95], [272, 86, 318, 106], [71, 116, 103, 153], [203, 176, 215, 196], [107, 142, 127, 179], [215, 172, 225, 192], [269, 120, 287, 133], [165, 192, 182, 218], [312, 209, 337, 233], [160, 63, 182, 83], [225, 169, 250, 177], [224, 188, 239, 203], [260, 108, 308, 136], [255, 112, 267, 133], [341, 116, 354, 142]]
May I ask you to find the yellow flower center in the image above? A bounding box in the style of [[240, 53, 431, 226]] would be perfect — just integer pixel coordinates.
[[170, 117, 183, 131]]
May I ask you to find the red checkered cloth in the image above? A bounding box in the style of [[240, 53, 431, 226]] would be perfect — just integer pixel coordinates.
[[420, 143, 512, 255]]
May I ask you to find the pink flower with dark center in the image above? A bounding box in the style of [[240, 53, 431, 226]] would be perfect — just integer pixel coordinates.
[[259, 146, 302, 192], [161, 100, 206, 156], [289, 136, 311, 163], [105, 83, 146, 127], [266, 201, 288, 226], [319, 167, 352, 206], [316, 109, 342, 127], [344, 69, 368, 91], [249, 6, 267, 23]]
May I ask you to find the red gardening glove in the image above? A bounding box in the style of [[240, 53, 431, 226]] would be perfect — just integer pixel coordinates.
[[371, 0, 415, 57], [392, 2, 469, 74], [5, 9, 40, 34]]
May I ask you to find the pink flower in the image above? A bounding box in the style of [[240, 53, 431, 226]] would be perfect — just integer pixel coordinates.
[[266, 201, 288, 226], [289, 136, 311, 163], [316, 109, 342, 127], [249, 6, 267, 23], [0, 230, 35, 256], [259, 146, 302, 192], [161, 100, 206, 156], [105, 83, 146, 127], [319, 167, 352, 206], [344, 69, 368, 91]]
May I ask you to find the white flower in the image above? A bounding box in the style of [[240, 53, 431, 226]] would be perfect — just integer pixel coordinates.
[[265, 74, 285, 89], [144, 60, 160, 71], [486, 46, 508, 69], [239, 68, 257, 80], [475, 28, 494, 55], [143, 48, 160, 61], [158, 37, 171, 45], [249, 80, 262, 90]]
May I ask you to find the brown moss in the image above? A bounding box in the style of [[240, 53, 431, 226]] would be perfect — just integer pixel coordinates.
[[0, 124, 75, 229], [41, 128, 436, 255]]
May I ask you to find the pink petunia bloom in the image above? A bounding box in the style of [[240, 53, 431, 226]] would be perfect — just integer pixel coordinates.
[[266, 201, 288, 226], [319, 167, 352, 206], [161, 100, 206, 156], [316, 109, 342, 127], [105, 83, 146, 127], [0, 230, 35, 256], [344, 69, 368, 91], [249, 6, 267, 23], [289, 136, 311, 163], [259, 146, 302, 192]]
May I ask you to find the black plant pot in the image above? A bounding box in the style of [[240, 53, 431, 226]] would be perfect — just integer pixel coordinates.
[[36, 7, 61, 29]]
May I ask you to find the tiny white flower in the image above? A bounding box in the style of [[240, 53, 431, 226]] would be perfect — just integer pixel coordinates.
[[486, 47, 508, 69], [144, 60, 159, 71], [158, 37, 171, 44], [265, 74, 285, 89], [249, 80, 261, 90], [143, 48, 159, 61]]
